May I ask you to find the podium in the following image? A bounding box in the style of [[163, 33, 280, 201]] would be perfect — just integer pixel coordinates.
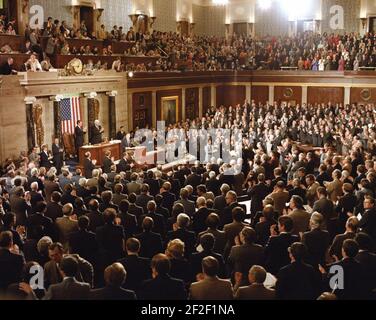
[[79, 141, 122, 168]]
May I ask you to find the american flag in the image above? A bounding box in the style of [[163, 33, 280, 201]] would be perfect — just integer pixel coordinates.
[[61, 97, 81, 134]]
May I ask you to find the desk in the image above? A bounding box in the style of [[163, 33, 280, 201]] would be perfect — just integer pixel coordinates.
[[79, 141, 122, 168]]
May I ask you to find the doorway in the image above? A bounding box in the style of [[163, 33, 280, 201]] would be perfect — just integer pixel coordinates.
[[233, 23, 247, 36], [80, 6, 94, 35], [369, 17, 376, 33]]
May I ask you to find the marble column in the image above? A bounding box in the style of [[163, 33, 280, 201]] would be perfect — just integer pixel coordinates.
[[106, 91, 118, 140], [24, 96, 37, 151]]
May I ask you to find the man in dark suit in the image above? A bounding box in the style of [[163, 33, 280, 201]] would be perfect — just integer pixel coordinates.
[[174, 188, 196, 217], [205, 172, 221, 196], [312, 187, 335, 231], [0, 57, 16, 75], [10, 187, 31, 226], [102, 150, 114, 174], [136, 217, 163, 259], [248, 174, 270, 218], [90, 120, 104, 145], [96, 208, 126, 267], [25, 201, 55, 241], [128, 193, 144, 220], [45, 191, 63, 222], [42, 256, 90, 300], [118, 200, 137, 239], [74, 120, 86, 160], [184, 167, 202, 191], [52, 138, 64, 175], [138, 254, 187, 300], [117, 152, 129, 174], [354, 232, 376, 294], [213, 184, 230, 212], [329, 216, 358, 260], [228, 227, 265, 286], [136, 184, 154, 214], [0, 231, 25, 290], [234, 265, 276, 300], [138, 200, 166, 238], [44, 175, 62, 203], [83, 152, 96, 179], [159, 182, 176, 212], [276, 242, 322, 300], [325, 239, 368, 300], [220, 191, 247, 227], [265, 216, 300, 275], [358, 196, 376, 241], [39, 145, 52, 169], [86, 199, 105, 232], [90, 263, 136, 300], [192, 197, 211, 234], [166, 214, 196, 257], [69, 216, 98, 266], [302, 213, 330, 268], [190, 233, 225, 280], [144, 171, 160, 197], [198, 213, 226, 255], [117, 238, 151, 292]]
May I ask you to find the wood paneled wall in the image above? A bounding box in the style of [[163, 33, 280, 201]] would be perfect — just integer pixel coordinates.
[[274, 86, 302, 105], [202, 87, 212, 115], [307, 87, 345, 104], [251, 86, 269, 104], [216, 85, 246, 107], [350, 88, 376, 104]]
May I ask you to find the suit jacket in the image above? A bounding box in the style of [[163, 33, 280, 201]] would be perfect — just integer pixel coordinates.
[[206, 178, 221, 196], [69, 230, 98, 265], [160, 191, 176, 212], [116, 158, 128, 174], [10, 196, 31, 226], [358, 208, 376, 241], [40, 151, 52, 169], [118, 255, 151, 292], [26, 213, 54, 241], [144, 178, 160, 197], [265, 232, 300, 275], [112, 193, 128, 207], [302, 228, 330, 267], [45, 202, 63, 222], [74, 126, 85, 149], [56, 216, 79, 251], [213, 195, 226, 212], [228, 243, 265, 277], [136, 194, 154, 213], [190, 277, 233, 300], [288, 209, 311, 235], [90, 286, 136, 300], [329, 232, 356, 260], [336, 193, 357, 232], [102, 157, 114, 174], [52, 144, 63, 171], [126, 181, 142, 195], [90, 125, 103, 145], [96, 223, 125, 265], [174, 198, 196, 217], [139, 274, 187, 300], [223, 221, 247, 257], [312, 197, 335, 226], [198, 228, 226, 255], [43, 277, 90, 300], [139, 212, 166, 238], [0, 249, 25, 290], [276, 261, 322, 300], [255, 219, 276, 246], [268, 191, 289, 215], [189, 250, 226, 280], [166, 228, 196, 257], [220, 202, 247, 227], [87, 210, 105, 232], [44, 180, 62, 203], [84, 158, 95, 178], [356, 250, 376, 293], [44, 254, 93, 288], [128, 203, 144, 219], [235, 283, 276, 300], [136, 231, 163, 259], [326, 179, 343, 202], [327, 258, 368, 300], [192, 207, 211, 234], [119, 212, 138, 238], [248, 183, 270, 215]]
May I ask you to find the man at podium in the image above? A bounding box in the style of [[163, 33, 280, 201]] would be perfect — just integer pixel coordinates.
[[90, 120, 104, 145]]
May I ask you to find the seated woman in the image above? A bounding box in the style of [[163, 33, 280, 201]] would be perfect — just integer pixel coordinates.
[[25, 54, 42, 72]]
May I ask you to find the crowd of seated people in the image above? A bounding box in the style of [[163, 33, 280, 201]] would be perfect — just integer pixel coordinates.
[[0, 100, 376, 300], [3, 12, 376, 72]]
